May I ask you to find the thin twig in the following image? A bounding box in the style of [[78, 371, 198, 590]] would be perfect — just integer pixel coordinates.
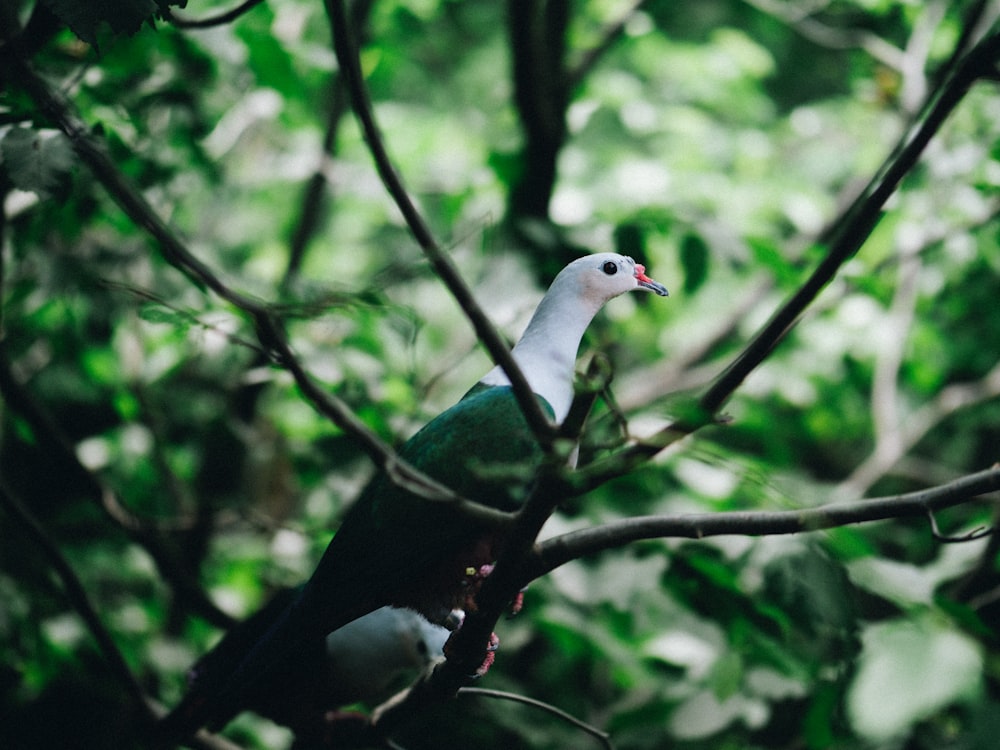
[[566, 0, 650, 91], [926, 508, 993, 543], [164, 0, 265, 29], [459, 687, 614, 749]]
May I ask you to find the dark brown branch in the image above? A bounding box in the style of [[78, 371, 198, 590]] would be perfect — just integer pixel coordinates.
[[506, 0, 571, 224], [285, 0, 376, 284], [0, 343, 237, 628], [697, 25, 1000, 417], [324, 0, 558, 447], [0, 480, 155, 724], [164, 0, 265, 29], [530, 465, 1000, 579], [7, 56, 514, 526], [459, 687, 613, 749]]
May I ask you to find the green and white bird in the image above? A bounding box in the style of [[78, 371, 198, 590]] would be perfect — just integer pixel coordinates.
[[159, 253, 667, 741]]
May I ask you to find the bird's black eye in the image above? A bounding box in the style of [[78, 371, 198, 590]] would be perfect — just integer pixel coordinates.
[[602, 261, 618, 275]]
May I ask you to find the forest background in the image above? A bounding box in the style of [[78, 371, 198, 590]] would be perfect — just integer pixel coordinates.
[[2, 1, 1000, 749]]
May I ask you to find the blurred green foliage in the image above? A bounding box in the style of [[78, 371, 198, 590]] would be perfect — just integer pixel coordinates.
[[2, 1, 1000, 749]]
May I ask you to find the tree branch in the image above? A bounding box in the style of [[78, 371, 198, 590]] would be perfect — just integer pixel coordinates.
[[7, 55, 515, 528], [0, 480, 155, 725], [459, 687, 613, 749], [323, 0, 558, 447], [284, 0, 376, 285], [369, 463, 1000, 740], [568, 22, 1000, 491], [530, 465, 1000, 579], [698, 23, 1000, 417], [164, 0, 265, 29], [834, 356, 1000, 501], [565, 0, 650, 92], [506, 0, 571, 228]]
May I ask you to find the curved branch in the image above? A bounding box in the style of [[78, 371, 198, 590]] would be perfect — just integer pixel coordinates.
[[323, 0, 558, 447], [459, 687, 613, 749], [0, 480, 155, 724], [530, 465, 1000, 579], [164, 0, 265, 29]]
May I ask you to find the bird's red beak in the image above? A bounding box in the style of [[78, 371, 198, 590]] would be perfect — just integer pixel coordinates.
[[634, 264, 669, 296]]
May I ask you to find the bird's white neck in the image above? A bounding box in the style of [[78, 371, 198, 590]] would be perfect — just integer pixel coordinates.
[[478, 276, 607, 423]]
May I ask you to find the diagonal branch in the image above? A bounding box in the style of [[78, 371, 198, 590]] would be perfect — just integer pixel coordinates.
[[323, 0, 558, 447], [565, 0, 650, 92], [0, 480, 155, 724], [698, 24, 1000, 418], [8, 55, 514, 529]]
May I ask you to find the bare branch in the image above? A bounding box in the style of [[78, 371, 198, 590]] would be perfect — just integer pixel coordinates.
[[835, 358, 1000, 500], [742, 0, 906, 69], [926, 509, 993, 543], [530, 465, 1000, 579], [0, 480, 155, 724], [460, 687, 614, 749], [566, 0, 650, 92], [698, 24, 1000, 418], [164, 0, 265, 29], [285, 0, 376, 285]]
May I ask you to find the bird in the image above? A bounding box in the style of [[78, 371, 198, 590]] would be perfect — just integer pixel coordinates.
[[158, 253, 667, 743]]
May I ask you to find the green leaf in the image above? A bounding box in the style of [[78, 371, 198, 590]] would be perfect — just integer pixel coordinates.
[[847, 616, 982, 741], [679, 232, 709, 294], [40, 0, 159, 44]]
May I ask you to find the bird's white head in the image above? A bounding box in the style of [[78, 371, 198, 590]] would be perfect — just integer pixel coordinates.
[[552, 252, 669, 306], [479, 252, 668, 422]]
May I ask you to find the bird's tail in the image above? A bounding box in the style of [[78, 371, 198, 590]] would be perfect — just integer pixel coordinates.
[[153, 587, 305, 746]]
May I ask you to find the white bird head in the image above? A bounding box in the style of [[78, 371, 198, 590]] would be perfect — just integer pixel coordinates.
[[551, 252, 669, 305], [551, 253, 668, 306], [479, 252, 668, 422]]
